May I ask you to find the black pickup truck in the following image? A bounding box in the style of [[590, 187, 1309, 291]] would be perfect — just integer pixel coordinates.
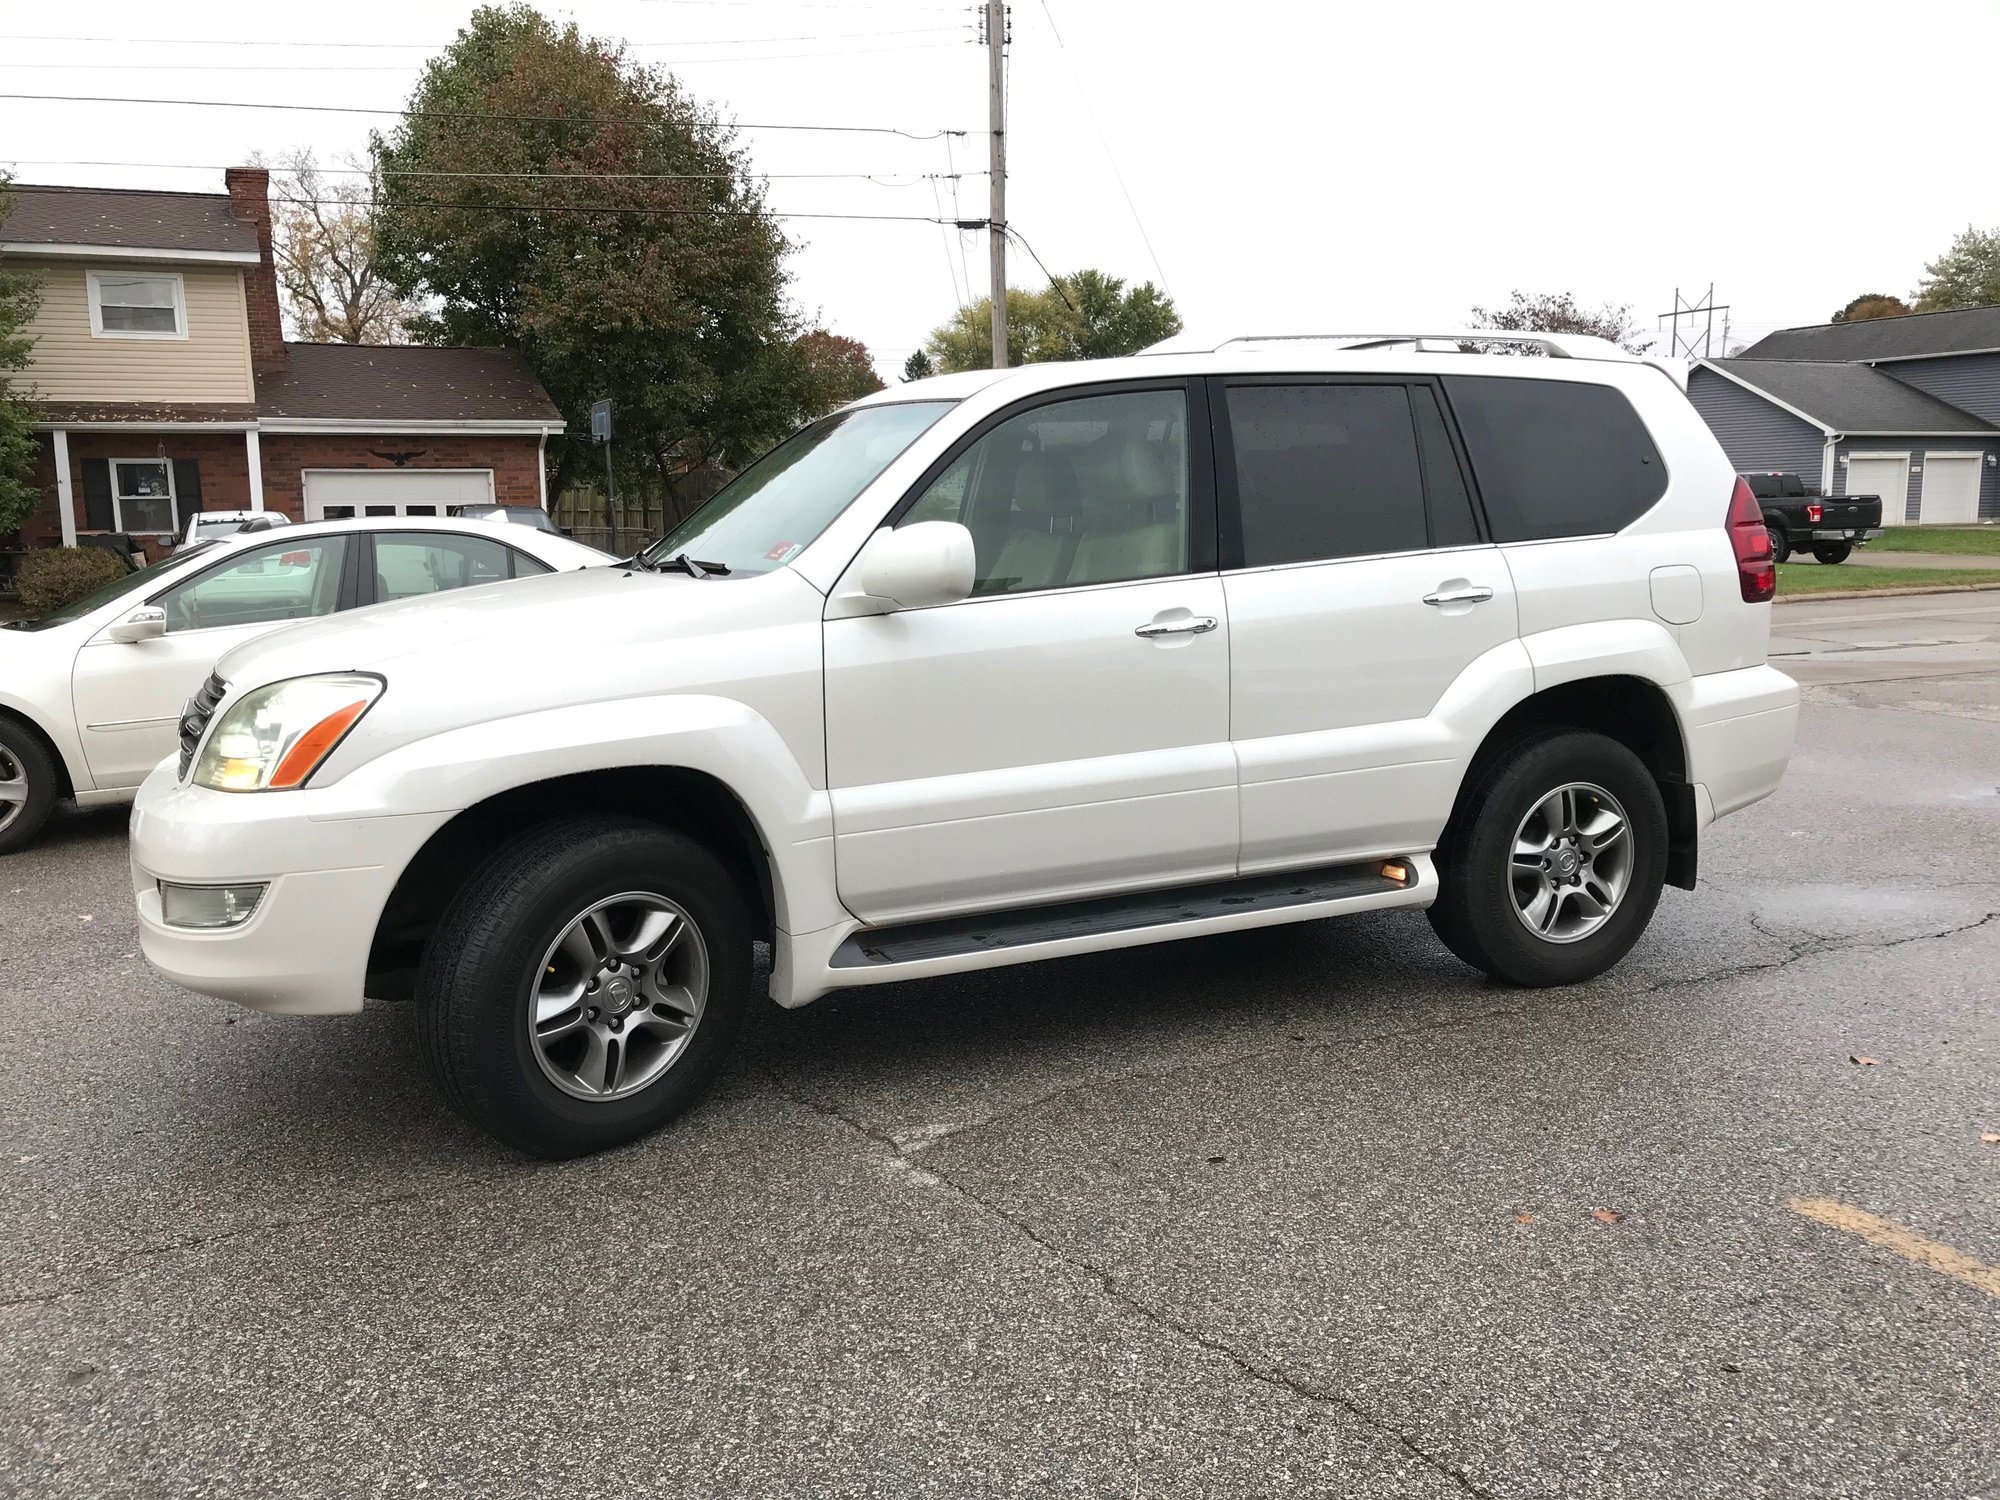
[[1742, 472, 1883, 564]]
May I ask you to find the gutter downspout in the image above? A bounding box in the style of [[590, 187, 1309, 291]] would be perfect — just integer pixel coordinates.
[[537, 429, 550, 513], [1821, 435, 1839, 498]]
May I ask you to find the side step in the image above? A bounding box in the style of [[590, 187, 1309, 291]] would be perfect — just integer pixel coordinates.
[[831, 859, 1415, 969]]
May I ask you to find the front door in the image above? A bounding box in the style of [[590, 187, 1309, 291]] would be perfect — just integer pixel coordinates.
[[1213, 377, 1520, 872], [823, 383, 1236, 924], [70, 533, 355, 788]]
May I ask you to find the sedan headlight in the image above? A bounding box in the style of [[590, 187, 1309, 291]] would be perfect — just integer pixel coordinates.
[[193, 673, 384, 792]]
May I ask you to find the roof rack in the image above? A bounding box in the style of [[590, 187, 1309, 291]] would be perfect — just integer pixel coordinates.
[[1140, 328, 1638, 362]]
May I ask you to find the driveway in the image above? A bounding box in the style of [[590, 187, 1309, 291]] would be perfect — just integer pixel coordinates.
[[2, 593, 1996, 1499]]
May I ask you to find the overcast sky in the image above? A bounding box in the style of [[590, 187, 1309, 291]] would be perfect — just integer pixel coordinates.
[[4, 0, 1996, 374]]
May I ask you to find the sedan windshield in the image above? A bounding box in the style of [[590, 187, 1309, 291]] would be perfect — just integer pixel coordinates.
[[643, 400, 955, 576], [3, 542, 219, 632]]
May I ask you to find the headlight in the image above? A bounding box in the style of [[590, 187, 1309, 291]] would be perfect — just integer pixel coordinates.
[[193, 673, 384, 792]]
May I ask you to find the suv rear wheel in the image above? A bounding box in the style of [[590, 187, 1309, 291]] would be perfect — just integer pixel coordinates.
[[0, 719, 59, 856], [417, 816, 752, 1158], [1429, 730, 1667, 987]]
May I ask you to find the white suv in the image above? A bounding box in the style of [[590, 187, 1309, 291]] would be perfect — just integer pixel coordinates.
[[129, 331, 1799, 1157]]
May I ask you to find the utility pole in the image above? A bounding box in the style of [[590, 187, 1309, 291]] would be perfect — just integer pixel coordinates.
[[984, 0, 1008, 368]]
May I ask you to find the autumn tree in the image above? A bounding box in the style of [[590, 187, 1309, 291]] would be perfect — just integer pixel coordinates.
[[1470, 290, 1646, 352], [793, 330, 884, 418], [1913, 226, 2000, 312], [370, 5, 803, 494], [0, 177, 41, 538], [1831, 293, 1911, 323], [924, 270, 1182, 373], [263, 149, 419, 344]]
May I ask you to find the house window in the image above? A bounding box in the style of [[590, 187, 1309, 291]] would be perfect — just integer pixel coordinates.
[[112, 459, 177, 534], [87, 270, 186, 339]]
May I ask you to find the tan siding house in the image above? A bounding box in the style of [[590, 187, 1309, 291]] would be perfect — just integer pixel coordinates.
[[16, 259, 255, 405]]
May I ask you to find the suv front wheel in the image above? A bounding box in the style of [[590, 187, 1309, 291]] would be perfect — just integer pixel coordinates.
[[417, 817, 752, 1158], [1429, 731, 1667, 987]]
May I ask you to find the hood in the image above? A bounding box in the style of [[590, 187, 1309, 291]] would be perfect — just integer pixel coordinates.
[[214, 564, 814, 689]]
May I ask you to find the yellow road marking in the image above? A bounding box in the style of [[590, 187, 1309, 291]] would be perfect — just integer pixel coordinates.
[[1789, 1196, 2000, 1299]]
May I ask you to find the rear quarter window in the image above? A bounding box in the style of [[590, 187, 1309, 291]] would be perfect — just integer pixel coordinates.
[[1443, 376, 1667, 542]]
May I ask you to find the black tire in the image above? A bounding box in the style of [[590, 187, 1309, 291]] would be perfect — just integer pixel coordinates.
[[417, 816, 753, 1158], [1812, 543, 1852, 565], [0, 717, 60, 856], [1428, 730, 1668, 987], [1765, 525, 1791, 565]]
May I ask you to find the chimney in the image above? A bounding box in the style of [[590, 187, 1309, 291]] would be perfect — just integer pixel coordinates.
[[224, 166, 286, 376]]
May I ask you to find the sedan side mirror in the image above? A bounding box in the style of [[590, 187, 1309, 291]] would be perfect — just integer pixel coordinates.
[[856, 522, 976, 611], [107, 606, 167, 644]]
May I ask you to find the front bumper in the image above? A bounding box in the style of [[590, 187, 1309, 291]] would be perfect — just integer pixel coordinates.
[[130, 760, 451, 1015]]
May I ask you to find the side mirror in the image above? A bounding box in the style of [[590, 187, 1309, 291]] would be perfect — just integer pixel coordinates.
[[107, 606, 167, 644], [856, 522, 975, 610]]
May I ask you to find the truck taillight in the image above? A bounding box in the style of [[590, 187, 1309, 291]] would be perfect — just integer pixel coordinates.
[[1806, 502, 1823, 523], [1727, 477, 1776, 603]]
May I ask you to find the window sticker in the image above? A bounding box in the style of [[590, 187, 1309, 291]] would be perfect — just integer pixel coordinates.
[[764, 541, 801, 562]]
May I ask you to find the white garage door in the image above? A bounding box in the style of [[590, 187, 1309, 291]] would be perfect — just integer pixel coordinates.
[[1844, 454, 1908, 522], [1918, 453, 1983, 526], [302, 469, 494, 521]]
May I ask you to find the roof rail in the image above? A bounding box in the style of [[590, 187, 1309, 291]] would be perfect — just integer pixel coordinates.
[[1140, 328, 1638, 362]]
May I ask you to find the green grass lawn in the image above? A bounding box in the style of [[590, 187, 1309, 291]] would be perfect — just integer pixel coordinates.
[[1867, 526, 2000, 556], [1778, 562, 2000, 595]]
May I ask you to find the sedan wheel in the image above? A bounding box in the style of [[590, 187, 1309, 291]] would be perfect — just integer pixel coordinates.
[[0, 723, 60, 856]]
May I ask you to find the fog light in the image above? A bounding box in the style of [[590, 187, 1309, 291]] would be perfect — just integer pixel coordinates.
[[159, 881, 267, 929]]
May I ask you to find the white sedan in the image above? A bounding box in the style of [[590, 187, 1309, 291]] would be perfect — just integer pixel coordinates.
[[0, 515, 612, 852]]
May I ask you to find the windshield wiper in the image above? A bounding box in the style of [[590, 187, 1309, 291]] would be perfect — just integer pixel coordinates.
[[657, 553, 731, 578]]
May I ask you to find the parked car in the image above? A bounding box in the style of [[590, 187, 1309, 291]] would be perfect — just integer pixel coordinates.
[[451, 502, 563, 534], [172, 510, 292, 553], [1742, 472, 1882, 564], [131, 329, 1799, 1158], [0, 516, 611, 853]]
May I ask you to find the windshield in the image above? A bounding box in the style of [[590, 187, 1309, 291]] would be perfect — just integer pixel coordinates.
[[643, 400, 955, 576], [3, 542, 218, 632]]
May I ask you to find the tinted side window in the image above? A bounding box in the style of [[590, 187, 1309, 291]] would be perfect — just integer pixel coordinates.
[[1443, 376, 1667, 542], [373, 532, 518, 601], [157, 536, 349, 633], [1225, 383, 1427, 566]]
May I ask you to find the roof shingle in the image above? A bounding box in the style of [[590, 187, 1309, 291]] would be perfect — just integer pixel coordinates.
[[0, 184, 258, 257], [1704, 359, 1999, 435], [256, 343, 564, 426], [1736, 305, 2000, 363]]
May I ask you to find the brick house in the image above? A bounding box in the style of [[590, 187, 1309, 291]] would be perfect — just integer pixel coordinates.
[[1, 167, 563, 570]]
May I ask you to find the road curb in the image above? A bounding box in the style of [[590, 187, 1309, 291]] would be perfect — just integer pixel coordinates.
[[1776, 581, 2000, 604]]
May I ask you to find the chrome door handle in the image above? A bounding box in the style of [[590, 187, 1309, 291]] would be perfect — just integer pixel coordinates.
[[1134, 615, 1219, 638], [1422, 585, 1495, 607]]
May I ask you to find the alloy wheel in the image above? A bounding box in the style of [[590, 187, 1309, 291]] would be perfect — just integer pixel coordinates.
[[1509, 782, 1633, 944], [0, 749, 27, 834], [529, 892, 709, 1102]]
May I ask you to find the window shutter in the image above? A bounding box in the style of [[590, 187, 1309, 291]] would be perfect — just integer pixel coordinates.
[[81, 458, 114, 531], [172, 458, 204, 514]]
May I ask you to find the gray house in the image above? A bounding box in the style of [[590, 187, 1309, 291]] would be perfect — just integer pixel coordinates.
[[1685, 305, 2000, 524]]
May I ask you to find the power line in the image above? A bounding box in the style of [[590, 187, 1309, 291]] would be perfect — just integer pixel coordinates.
[[5, 159, 984, 185], [1033, 0, 1169, 295], [0, 26, 970, 49], [0, 92, 969, 139], [0, 39, 970, 70], [1004, 224, 1075, 312], [272, 194, 980, 226]]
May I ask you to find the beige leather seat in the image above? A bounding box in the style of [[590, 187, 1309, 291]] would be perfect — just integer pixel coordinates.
[[1066, 436, 1186, 585], [982, 452, 1080, 593]]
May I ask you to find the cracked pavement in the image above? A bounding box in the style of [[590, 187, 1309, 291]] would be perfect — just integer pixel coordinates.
[[3, 591, 1998, 1498]]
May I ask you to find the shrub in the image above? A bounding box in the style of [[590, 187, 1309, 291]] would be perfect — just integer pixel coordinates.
[[17, 545, 129, 615]]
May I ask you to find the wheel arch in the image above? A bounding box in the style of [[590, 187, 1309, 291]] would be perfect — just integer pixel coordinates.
[[366, 765, 783, 1001], [1450, 674, 1697, 890]]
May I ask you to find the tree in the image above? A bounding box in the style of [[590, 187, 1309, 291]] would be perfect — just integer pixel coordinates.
[[370, 5, 802, 495], [1831, 293, 1911, 323], [792, 330, 884, 418], [263, 149, 419, 343], [0, 177, 42, 539], [1913, 226, 2000, 312], [922, 269, 1182, 373], [901, 349, 936, 383], [1469, 290, 1646, 353]]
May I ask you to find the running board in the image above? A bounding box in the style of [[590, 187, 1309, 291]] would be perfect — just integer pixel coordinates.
[[831, 859, 1419, 970]]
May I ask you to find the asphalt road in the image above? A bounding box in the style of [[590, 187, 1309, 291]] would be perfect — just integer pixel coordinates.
[[3, 593, 1997, 1499]]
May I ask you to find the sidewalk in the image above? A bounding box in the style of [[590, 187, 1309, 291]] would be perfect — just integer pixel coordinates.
[[1845, 549, 2000, 570]]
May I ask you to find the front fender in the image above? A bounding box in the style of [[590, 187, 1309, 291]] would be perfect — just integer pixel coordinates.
[[301, 693, 840, 933]]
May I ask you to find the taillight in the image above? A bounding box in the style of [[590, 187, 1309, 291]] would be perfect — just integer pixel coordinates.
[[1805, 502, 1823, 524], [1727, 477, 1776, 603]]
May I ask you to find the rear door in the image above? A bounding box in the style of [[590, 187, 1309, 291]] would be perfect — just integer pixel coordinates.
[[69, 533, 357, 788], [1214, 376, 1519, 872]]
